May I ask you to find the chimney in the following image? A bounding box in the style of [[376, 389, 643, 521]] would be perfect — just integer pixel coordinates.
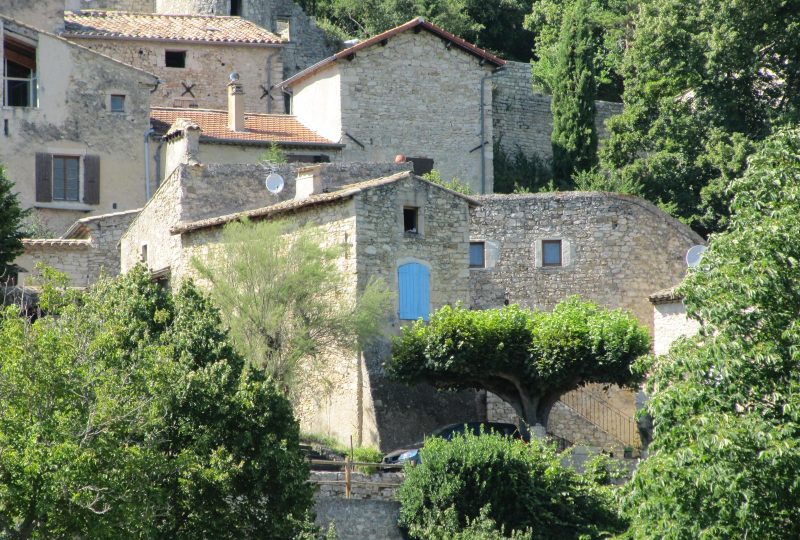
[[227, 80, 245, 132], [294, 165, 325, 199]]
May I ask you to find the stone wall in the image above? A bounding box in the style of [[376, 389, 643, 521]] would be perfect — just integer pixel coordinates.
[[314, 498, 403, 540], [83, 0, 156, 11], [16, 240, 90, 287], [471, 192, 702, 445], [0, 19, 156, 235], [652, 299, 700, 356], [0, 0, 65, 33], [492, 61, 623, 161], [311, 470, 404, 501], [67, 38, 283, 112], [293, 29, 497, 194]]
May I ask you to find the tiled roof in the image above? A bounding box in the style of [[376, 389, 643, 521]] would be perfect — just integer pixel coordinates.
[[64, 11, 282, 45], [22, 238, 91, 248], [280, 17, 505, 88], [150, 107, 342, 147], [649, 287, 683, 304], [171, 171, 479, 235]]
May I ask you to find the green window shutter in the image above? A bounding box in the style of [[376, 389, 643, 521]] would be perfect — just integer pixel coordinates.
[[35, 152, 52, 202], [83, 155, 100, 205]]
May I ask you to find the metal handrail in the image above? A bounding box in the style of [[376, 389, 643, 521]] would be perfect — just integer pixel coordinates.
[[558, 387, 640, 448]]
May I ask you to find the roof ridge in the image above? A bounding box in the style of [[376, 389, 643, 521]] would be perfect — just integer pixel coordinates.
[[150, 106, 299, 119], [67, 10, 244, 19]]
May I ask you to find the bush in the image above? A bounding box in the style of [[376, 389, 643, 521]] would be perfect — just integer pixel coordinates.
[[352, 447, 383, 474], [397, 431, 625, 539]]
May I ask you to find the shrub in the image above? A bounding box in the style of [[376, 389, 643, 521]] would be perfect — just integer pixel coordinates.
[[352, 447, 383, 474], [397, 431, 625, 539]]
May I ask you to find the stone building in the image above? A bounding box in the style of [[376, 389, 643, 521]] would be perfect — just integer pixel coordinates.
[[63, 10, 285, 111], [279, 18, 505, 195], [649, 287, 701, 356], [0, 13, 157, 235]]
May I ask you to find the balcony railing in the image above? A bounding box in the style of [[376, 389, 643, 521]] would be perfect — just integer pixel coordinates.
[[558, 387, 640, 448]]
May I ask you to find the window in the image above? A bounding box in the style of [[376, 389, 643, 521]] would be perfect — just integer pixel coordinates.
[[165, 50, 186, 68], [140, 244, 148, 263], [35, 153, 100, 205], [3, 37, 37, 107], [53, 156, 80, 201], [110, 94, 125, 112], [469, 242, 485, 268], [276, 18, 291, 41], [398, 262, 430, 321], [230, 0, 242, 15], [542, 240, 562, 267], [403, 207, 419, 234]]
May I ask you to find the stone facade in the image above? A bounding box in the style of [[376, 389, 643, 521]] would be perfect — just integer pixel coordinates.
[[17, 209, 140, 288], [313, 497, 403, 540], [471, 192, 702, 447], [492, 61, 623, 161], [311, 470, 403, 502], [66, 38, 283, 112], [0, 0, 68, 33], [0, 16, 157, 236], [83, 0, 156, 11], [288, 28, 498, 194], [652, 297, 701, 356]]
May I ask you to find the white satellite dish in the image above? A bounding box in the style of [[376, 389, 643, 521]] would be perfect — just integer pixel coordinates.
[[265, 172, 285, 194], [686, 245, 707, 268]]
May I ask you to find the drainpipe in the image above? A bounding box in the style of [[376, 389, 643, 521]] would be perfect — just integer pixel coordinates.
[[479, 66, 506, 194], [143, 128, 154, 200], [154, 137, 165, 189]]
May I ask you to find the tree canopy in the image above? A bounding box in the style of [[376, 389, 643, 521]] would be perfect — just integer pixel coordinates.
[[622, 127, 800, 538], [0, 163, 27, 282], [0, 267, 314, 539], [388, 297, 650, 426]]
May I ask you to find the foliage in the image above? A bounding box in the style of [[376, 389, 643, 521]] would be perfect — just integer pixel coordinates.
[[388, 297, 650, 426], [0, 164, 28, 281], [193, 218, 393, 400], [600, 0, 800, 235], [260, 142, 288, 164], [397, 431, 625, 539], [352, 447, 383, 474], [422, 169, 473, 194], [0, 267, 314, 539], [621, 127, 800, 538], [492, 142, 553, 194], [572, 168, 642, 196], [525, 0, 633, 101], [550, 0, 598, 186]]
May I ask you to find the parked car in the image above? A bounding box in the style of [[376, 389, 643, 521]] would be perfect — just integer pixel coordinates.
[[382, 422, 530, 466]]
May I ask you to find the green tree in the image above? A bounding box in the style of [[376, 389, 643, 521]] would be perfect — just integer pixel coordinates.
[[622, 128, 800, 538], [0, 267, 314, 539], [193, 218, 393, 399], [388, 297, 650, 427], [600, 0, 800, 235], [0, 164, 28, 282], [550, 0, 599, 186], [397, 431, 625, 539]]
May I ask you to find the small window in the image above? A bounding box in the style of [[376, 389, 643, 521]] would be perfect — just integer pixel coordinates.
[[140, 244, 148, 263], [230, 0, 242, 16], [403, 207, 418, 234], [165, 50, 186, 68], [276, 18, 291, 41], [52, 156, 80, 202], [3, 37, 37, 107], [469, 242, 485, 268], [110, 94, 125, 112], [542, 240, 562, 267]]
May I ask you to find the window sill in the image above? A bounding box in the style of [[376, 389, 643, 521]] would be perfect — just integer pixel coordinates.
[[34, 202, 94, 212]]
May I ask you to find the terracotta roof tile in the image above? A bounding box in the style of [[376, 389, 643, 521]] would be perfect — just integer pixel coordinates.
[[64, 11, 282, 45], [150, 107, 342, 147]]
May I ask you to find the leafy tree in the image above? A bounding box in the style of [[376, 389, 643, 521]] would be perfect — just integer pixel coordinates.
[[550, 0, 599, 186], [422, 169, 473, 194], [492, 142, 553, 194], [0, 163, 28, 282], [622, 127, 800, 538], [397, 431, 625, 539], [193, 218, 393, 400], [526, 0, 633, 101], [600, 0, 800, 235], [388, 297, 650, 427], [0, 267, 314, 539]]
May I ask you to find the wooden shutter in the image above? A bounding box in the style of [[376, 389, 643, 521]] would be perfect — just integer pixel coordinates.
[[83, 155, 100, 204], [398, 263, 430, 321], [35, 152, 52, 202]]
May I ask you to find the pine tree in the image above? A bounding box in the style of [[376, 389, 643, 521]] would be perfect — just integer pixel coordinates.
[[0, 164, 27, 282], [550, 0, 598, 186]]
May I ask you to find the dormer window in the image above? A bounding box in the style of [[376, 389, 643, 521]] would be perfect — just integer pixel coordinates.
[[3, 37, 37, 107]]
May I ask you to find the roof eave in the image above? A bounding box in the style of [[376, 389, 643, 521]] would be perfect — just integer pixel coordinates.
[[63, 33, 283, 47], [197, 136, 344, 149]]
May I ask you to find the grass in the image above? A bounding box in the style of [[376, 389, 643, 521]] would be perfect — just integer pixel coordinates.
[[301, 432, 384, 474]]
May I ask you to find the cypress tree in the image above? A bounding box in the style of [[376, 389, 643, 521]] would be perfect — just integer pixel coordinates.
[[0, 164, 27, 282], [550, 0, 598, 186]]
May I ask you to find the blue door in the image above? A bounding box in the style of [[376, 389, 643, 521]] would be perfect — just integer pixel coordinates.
[[398, 263, 430, 321]]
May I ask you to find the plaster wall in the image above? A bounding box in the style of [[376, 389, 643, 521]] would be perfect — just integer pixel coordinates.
[[67, 37, 283, 112], [291, 67, 342, 142], [0, 0, 65, 33], [652, 300, 700, 356], [0, 21, 156, 235]]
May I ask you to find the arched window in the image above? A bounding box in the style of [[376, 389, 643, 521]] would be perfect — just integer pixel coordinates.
[[398, 262, 430, 321]]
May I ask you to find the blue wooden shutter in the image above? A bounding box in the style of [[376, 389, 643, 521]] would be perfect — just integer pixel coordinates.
[[398, 263, 430, 320]]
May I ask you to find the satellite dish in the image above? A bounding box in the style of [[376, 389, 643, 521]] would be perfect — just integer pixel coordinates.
[[229, 72, 240, 82], [686, 245, 707, 268], [265, 172, 285, 194]]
